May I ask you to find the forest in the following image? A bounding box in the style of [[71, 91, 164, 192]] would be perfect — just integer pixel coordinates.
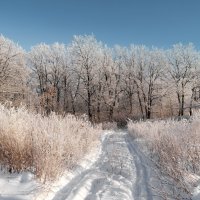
[[1, 34, 200, 123]]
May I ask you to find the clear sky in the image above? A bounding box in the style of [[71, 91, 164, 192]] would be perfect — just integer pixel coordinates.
[[0, 0, 200, 50]]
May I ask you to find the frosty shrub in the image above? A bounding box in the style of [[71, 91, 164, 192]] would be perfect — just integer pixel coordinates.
[[128, 115, 200, 195], [0, 104, 101, 182]]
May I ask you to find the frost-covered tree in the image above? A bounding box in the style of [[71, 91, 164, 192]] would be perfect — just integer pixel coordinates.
[[100, 46, 122, 121], [121, 46, 136, 115], [69, 35, 104, 121], [25, 35, 200, 120], [167, 43, 199, 116], [130, 46, 166, 119], [28, 43, 68, 114], [0, 35, 27, 104]]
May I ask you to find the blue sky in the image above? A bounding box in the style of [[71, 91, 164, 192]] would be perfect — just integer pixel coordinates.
[[0, 0, 200, 50]]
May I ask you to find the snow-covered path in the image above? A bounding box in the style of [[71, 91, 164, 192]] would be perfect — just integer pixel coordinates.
[[52, 131, 154, 200]]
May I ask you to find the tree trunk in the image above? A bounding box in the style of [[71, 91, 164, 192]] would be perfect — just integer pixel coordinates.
[[181, 93, 184, 116], [177, 92, 181, 116], [87, 90, 92, 121], [70, 90, 76, 115], [129, 93, 133, 114], [135, 83, 144, 119], [97, 101, 101, 122], [109, 106, 114, 121]]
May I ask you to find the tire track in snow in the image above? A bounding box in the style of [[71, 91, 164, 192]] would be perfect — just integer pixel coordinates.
[[125, 134, 153, 200], [52, 131, 154, 200]]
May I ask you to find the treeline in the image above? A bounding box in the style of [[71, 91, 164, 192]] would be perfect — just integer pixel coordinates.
[[1, 34, 200, 122]]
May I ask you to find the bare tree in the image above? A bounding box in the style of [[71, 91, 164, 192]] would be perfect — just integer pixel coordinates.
[[101, 47, 122, 121], [28, 43, 68, 114], [119, 46, 137, 115], [69, 35, 104, 121], [167, 43, 199, 116], [133, 46, 165, 119], [0, 35, 27, 104]]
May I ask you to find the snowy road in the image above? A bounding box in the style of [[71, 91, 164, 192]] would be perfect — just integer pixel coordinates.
[[51, 131, 155, 200]]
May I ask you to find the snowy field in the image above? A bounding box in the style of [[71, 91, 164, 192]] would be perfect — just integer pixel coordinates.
[[0, 130, 200, 199], [50, 131, 156, 200], [0, 131, 157, 200]]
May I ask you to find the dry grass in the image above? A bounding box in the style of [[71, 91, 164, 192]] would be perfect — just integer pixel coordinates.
[[128, 114, 200, 197], [0, 104, 101, 182]]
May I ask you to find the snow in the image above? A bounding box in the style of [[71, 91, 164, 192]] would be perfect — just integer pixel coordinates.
[[0, 171, 40, 200], [0, 131, 109, 200], [193, 185, 200, 200], [50, 131, 156, 200], [192, 175, 200, 200], [36, 131, 108, 200], [2, 130, 199, 199]]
